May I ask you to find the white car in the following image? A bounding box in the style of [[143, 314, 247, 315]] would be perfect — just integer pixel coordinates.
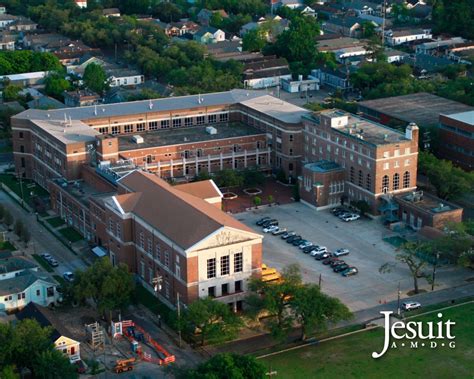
[[299, 241, 313, 249], [342, 214, 360, 222], [41, 253, 53, 261], [272, 228, 287, 235], [402, 301, 421, 311], [310, 246, 328, 256], [263, 225, 279, 233], [333, 248, 350, 257]]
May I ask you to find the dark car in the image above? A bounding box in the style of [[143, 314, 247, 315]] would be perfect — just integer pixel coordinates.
[[315, 252, 332, 261], [262, 219, 278, 228], [281, 231, 296, 239], [342, 267, 358, 276], [256, 217, 271, 226], [291, 237, 304, 246], [322, 257, 337, 265], [333, 263, 350, 272], [332, 208, 348, 216], [303, 245, 315, 254], [330, 259, 345, 267], [286, 235, 302, 244]]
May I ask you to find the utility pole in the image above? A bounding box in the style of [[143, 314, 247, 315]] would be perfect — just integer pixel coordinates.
[[318, 273, 322, 288], [397, 281, 401, 316], [431, 252, 440, 291]]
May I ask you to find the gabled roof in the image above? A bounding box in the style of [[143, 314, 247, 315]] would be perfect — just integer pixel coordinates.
[[0, 270, 55, 296], [174, 180, 223, 200], [0, 257, 37, 274], [116, 171, 257, 249]]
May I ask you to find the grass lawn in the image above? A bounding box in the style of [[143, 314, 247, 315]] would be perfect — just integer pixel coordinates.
[[0, 174, 49, 203], [260, 303, 474, 379], [46, 216, 65, 228], [0, 240, 16, 251], [59, 227, 83, 243], [32, 254, 54, 273]]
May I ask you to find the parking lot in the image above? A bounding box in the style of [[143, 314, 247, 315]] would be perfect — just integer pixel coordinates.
[[237, 202, 473, 312]]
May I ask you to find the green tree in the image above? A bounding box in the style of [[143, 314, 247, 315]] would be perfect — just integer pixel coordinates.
[[45, 72, 72, 100], [2, 84, 22, 102], [214, 169, 244, 189], [153, 2, 183, 22], [32, 349, 78, 379], [0, 204, 4, 221], [434, 222, 474, 267], [246, 264, 302, 340], [73, 258, 135, 316], [352, 200, 370, 216], [182, 297, 242, 346], [242, 168, 265, 187], [267, 195, 274, 204], [291, 284, 352, 340], [253, 196, 262, 207], [83, 63, 108, 95], [242, 28, 266, 52], [0, 365, 19, 379], [361, 21, 377, 38], [380, 241, 433, 294], [179, 353, 266, 379]]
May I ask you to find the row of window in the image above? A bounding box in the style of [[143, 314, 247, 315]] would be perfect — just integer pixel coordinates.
[[381, 172, 411, 191], [383, 159, 411, 170], [208, 280, 242, 297], [97, 113, 229, 135], [207, 253, 243, 279]]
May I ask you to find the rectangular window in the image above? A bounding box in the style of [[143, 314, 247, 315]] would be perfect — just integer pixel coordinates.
[[165, 281, 170, 298], [222, 283, 229, 296], [149, 121, 158, 130], [208, 286, 215, 297], [116, 223, 121, 239], [235, 280, 242, 292], [207, 258, 216, 279], [148, 268, 153, 284], [140, 261, 145, 278], [147, 238, 153, 254], [219, 113, 228, 122], [184, 117, 193, 127], [47, 287, 54, 297], [221, 256, 230, 276], [124, 124, 133, 133], [155, 244, 161, 261], [111, 126, 119, 135], [208, 114, 217, 123], [234, 252, 243, 273], [161, 119, 170, 129], [99, 127, 108, 134], [196, 116, 205, 125], [164, 251, 170, 267], [36, 289, 40, 296], [383, 162, 389, 170], [139, 232, 144, 248], [136, 123, 145, 132], [172, 118, 182, 128]]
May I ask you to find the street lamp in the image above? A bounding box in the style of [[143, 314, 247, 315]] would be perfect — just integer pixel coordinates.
[[431, 252, 440, 291], [397, 281, 401, 316]]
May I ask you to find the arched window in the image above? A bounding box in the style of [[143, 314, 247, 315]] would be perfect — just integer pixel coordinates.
[[366, 173, 371, 191], [382, 175, 389, 192], [358, 170, 363, 187], [350, 167, 355, 183], [393, 173, 400, 190], [403, 171, 410, 188]]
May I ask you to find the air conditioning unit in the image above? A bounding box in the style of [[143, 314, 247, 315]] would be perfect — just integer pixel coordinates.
[[206, 126, 217, 135], [132, 135, 144, 144]]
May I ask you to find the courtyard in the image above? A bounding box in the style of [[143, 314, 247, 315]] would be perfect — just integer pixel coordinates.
[[236, 202, 474, 312]]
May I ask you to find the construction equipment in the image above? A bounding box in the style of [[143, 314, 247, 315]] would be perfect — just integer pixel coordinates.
[[114, 358, 135, 374]]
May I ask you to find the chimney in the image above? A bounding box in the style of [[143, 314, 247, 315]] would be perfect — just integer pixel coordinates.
[[405, 122, 419, 141]]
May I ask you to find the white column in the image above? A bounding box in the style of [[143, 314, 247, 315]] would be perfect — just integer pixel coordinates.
[[244, 150, 247, 168], [170, 159, 173, 178], [208, 155, 211, 173], [220, 152, 223, 170], [195, 155, 199, 175], [182, 157, 186, 177], [157, 161, 161, 177], [232, 150, 235, 169]]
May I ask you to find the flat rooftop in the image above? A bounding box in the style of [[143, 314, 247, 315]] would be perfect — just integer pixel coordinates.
[[52, 178, 114, 206], [397, 192, 461, 214], [306, 110, 408, 146], [442, 110, 474, 126], [32, 119, 99, 145], [317, 37, 367, 52], [305, 160, 343, 173], [240, 95, 310, 124], [118, 123, 264, 151], [358, 93, 474, 126]]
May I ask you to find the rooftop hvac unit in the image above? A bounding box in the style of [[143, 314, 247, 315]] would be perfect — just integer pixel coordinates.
[[98, 160, 111, 170], [206, 126, 217, 135], [132, 135, 144, 144]]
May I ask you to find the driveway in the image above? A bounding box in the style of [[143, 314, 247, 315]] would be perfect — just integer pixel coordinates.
[[236, 203, 474, 312]]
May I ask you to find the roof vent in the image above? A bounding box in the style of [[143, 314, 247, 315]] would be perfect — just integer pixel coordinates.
[[149, 99, 153, 110], [132, 135, 144, 144], [206, 126, 217, 135]]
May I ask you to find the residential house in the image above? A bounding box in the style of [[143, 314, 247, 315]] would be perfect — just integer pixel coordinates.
[[53, 41, 100, 66], [23, 33, 71, 51], [0, 71, 48, 86], [197, 9, 228, 26], [277, 0, 304, 9], [384, 28, 432, 46], [447, 43, 474, 64], [243, 56, 291, 89], [159, 20, 199, 37], [299, 6, 317, 17], [193, 27, 225, 44], [334, 46, 369, 63], [64, 89, 100, 107], [403, 53, 457, 73], [317, 37, 368, 54], [322, 16, 365, 38], [240, 16, 289, 40], [107, 67, 144, 87], [0, 13, 16, 28], [75, 0, 87, 8], [0, 257, 60, 312], [27, 96, 65, 110], [8, 16, 37, 32], [0, 5, 6, 14], [281, 76, 319, 93], [0, 33, 15, 50], [205, 40, 263, 62], [385, 48, 409, 63], [415, 37, 466, 56], [103, 8, 120, 18], [310, 67, 352, 90], [17, 303, 81, 362]]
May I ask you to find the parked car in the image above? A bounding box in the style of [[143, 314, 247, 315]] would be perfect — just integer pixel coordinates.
[[48, 259, 59, 267], [291, 237, 304, 246], [332, 208, 349, 217], [333, 263, 350, 272], [302, 245, 315, 254], [286, 235, 302, 244], [281, 231, 296, 240], [272, 228, 287, 236], [41, 253, 53, 261], [63, 272, 75, 282], [310, 246, 328, 256], [342, 267, 358, 276], [262, 219, 278, 228], [256, 217, 271, 226], [330, 259, 345, 267], [341, 214, 360, 222], [315, 252, 332, 260], [333, 248, 350, 257], [402, 301, 421, 311], [322, 257, 337, 265], [298, 240, 313, 249], [263, 225, 279, 233]]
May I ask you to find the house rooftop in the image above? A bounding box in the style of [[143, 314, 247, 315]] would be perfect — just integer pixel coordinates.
[[441, 110, 474, 126], [117, 122, 264, 151], [318, 37, 367, 52], [305, 160, 343, 173], [0, 257, 37, 274], [0, 270, 55, 296], [358, 93, 474, 126]]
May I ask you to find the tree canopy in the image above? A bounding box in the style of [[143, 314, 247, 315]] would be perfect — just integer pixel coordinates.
[[0, 51, 62, 75], [83, 63, 108, 95], [432, 0, 474, 39]]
